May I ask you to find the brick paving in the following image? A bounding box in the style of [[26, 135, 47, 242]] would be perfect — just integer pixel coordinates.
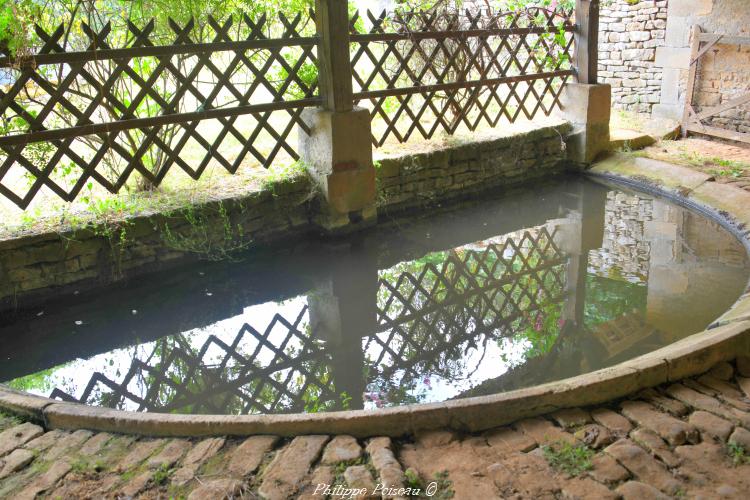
[[2, 358, 750, 498]]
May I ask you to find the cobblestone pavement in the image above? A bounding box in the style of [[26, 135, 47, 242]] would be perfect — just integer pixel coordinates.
[[3, 358, 750, 499]]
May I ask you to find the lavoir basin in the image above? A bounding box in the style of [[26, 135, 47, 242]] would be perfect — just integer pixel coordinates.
[[1, 176, 748, 416]]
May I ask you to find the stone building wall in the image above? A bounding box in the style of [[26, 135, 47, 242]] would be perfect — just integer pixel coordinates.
[[653, 0, 750, 123], [598, 0, 669, 113], [0, 123, 573, 312]]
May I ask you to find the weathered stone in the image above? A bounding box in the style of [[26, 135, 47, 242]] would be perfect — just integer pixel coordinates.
[[689, 411, 734, 442], [22, 429, 66, 453], [708, 362, 734, 381], [78, 433, 112, 456], [364, 436, 406, 498], [737, 357, 750, 378], [589, 453, 630, 485], [228, 435, 278, 477], [737, 377, 750, 398], [666, 384, 750, 428], [119, 470, 153, 498], [344, 464, 376, 495], [0, 448, 35, 479], [487, 452, 560, 498], [14, 460, 72, 500], [298, 466, 335, 499], [258, 435, 329, 500], [697, 375, 747, 402], [561, 476, 618, 499], [550, 408, 592, 429], [574, 424, 614, 449], [604, 440, 681, 494], [322, 435, 362, 464], [147, 439, 190, 469], [620, 400, 699, 446], [636, 388, 689, 417], [484, 427, 537, 453], [415, 430, 457, 448], [116, 439, 166, 472], [171, 437, 225, 486], [515, 417, 576, 446], [187, 478, 242, 500], [591, 408, 633, 435], [44, 429, 93, 460], [0, 423, 44, 457], [630, 428, 681, 467], [615, 480, 670, 500], [728, 427, 750, 449]]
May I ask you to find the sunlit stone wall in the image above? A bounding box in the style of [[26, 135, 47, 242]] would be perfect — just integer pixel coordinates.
[[599, 0, 669, 113]]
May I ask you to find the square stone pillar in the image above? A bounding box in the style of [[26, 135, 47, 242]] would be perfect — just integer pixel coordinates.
[[556, 83, 611, 166], [299, 106, 377, 233]]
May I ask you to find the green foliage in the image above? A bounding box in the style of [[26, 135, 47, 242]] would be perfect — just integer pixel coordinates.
[[152, 463, 172, 485], [728, 442, 750, 466], [430, 470, 455, 499], [161, 200, 251, 261], [542, 441, 594, 476], [0, 0, 40, 57], [584, 275, 647, 330], [6, 367, 58, 393], [404, 468, 424, 490]]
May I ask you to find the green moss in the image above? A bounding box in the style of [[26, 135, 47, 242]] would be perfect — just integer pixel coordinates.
[[542, 441, 594, 476]]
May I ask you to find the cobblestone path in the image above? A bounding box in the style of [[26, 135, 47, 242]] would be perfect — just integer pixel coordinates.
[[2, 358, 750, 499]]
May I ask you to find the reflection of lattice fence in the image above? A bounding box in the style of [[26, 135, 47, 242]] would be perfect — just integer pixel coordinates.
[[0, 14, 319, 209], [49, 227, 569, 414], [351, 8, 575, 146], [50, 305, 342, 414], [368, 227, 567, 385]]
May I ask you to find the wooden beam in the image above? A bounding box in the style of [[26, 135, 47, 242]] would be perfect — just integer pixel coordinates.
[[692, 92, 750, 122], [686, 124, 750, 145], [682, 25, 702, 138], [575, 0, 599, 84], [698, 33, 750, 46], [315, 0, 354, 112]]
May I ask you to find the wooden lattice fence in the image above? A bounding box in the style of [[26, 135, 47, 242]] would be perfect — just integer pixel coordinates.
[[0, 13, 320, 209], [0, 4, 584, 210], [350, 7, 576, 146]]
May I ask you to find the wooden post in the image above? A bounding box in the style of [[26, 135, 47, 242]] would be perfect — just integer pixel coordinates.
[[575, 0, 599, 84], [315, 0, 354, 112], [682, 25, 702, 138]]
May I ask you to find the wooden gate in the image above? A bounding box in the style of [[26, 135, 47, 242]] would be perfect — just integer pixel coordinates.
[[682, 26, 750, 145]]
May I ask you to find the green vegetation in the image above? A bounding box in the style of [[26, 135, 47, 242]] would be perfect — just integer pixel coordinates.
[[542, 441, 594, 476], [676, 150, 750, 177], [727, 442, 750, 466], [152, 463, 173, 485]]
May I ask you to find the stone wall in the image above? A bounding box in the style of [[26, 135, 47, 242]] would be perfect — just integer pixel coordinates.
[[692, 42, 750, 133], [598, 0, 668, 113], [0, 123, 573, 312], [0, 178, 314, 312], [375, 123, 572, 213], [653, 0, 750, 122]]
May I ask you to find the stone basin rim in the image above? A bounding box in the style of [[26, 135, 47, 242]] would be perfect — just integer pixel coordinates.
[[3, 162, 750, 438]]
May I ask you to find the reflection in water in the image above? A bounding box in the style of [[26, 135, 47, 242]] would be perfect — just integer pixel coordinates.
[[1, 178, 748, 415]]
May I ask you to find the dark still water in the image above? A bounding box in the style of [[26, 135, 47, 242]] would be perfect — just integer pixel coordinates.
[[1, 177, 748, 415]]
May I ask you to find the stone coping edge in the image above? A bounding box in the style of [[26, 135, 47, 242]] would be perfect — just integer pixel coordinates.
[[3, 158, 750, 438]]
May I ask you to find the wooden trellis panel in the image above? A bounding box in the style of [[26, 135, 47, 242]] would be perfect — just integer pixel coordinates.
[[682, 26, 750, 144], [350, 7, 576, 146], [0, 13, 320, 209]]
